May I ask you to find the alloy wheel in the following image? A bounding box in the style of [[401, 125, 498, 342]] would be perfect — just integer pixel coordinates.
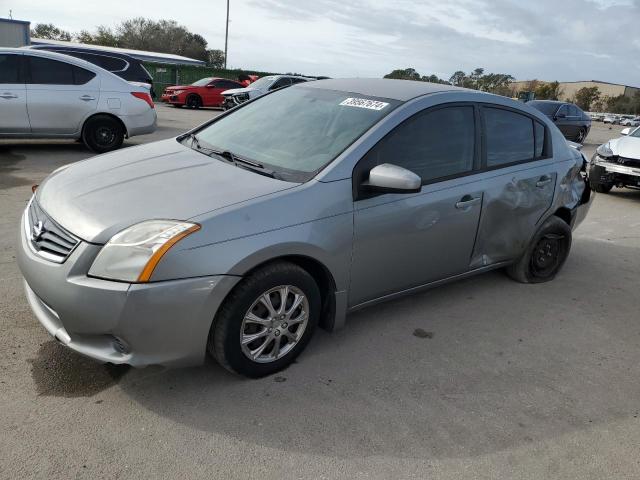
[[240, 285, 309, 363]]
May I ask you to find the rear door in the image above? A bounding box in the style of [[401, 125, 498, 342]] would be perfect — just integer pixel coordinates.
[[349, 104, 484, 306], [553, 104, 573, 138], [0, 53, 30, 134], [25, 55, 99, 135], [470, 106, 556, 267]]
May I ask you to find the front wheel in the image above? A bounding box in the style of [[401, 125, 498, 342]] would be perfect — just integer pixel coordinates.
[[82, 115, 124, 153], [208, 262, 321, 377], [506, 216, 572, 284], [186, 94, 202, 109], [575, 127, 587, 144]]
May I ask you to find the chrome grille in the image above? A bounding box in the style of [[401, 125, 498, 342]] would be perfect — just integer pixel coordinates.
[[24, 199, 79, 263]]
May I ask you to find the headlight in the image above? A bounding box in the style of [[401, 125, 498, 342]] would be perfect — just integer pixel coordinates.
[[88, 220, 200, 283], [173, 90, 184, 95], [596, 143, 615, 159]]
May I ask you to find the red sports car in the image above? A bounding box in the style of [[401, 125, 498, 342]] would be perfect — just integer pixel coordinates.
[[161, 77, 245, 109]]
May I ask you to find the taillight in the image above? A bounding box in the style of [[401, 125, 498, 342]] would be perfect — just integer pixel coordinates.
[[131, 92, 155, 109]]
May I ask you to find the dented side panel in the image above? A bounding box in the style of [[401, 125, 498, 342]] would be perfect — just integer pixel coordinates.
[[470, 161, 557, 268]]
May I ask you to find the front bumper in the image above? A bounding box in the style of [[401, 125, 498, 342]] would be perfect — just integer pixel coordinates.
[[590, 157, 640, 188], [17, 208, 239, 367]]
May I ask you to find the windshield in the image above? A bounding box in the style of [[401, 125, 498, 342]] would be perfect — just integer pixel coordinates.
[[630, 127, 640, 138], [528, 101, 560, 116], [191, 77, 214, 86], [194, 86, 400, 181], [246, 76, 276, 90]]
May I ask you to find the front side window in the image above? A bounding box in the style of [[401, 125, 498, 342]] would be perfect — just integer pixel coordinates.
[[192, 87, 400, 181], [556, 104, 569, 117], [484, 108, 535, 166], [568, 105, 579, 117], [362, 106, 475, 183], [0, 54, 20, 83], [270, 78, 292, 90]]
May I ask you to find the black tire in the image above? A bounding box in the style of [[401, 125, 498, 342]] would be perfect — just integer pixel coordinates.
[[208, 261, 321, 378], [593, 183, 613, 194], [506, 216, 572, 284], [186, 94, 202, 109], [575, 127, 587, 144], [82, 115, 124, 153]]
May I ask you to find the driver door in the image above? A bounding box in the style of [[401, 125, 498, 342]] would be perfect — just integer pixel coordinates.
[[349, 104, 484, 306]]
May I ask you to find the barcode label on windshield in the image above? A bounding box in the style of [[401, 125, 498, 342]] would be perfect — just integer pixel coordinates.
[[340, 98, 389, 111]]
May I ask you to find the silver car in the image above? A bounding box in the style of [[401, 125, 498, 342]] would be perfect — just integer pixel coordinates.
[[0, 48, 157, 152], [17, 79, 592, 377]]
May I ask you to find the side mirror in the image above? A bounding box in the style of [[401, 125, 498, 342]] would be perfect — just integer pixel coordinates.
[[205, 84, 216, 88], [362, 163, 421, 194], [621, 127, 631, 136]]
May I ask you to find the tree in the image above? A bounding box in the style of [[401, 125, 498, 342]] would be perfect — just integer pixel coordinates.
[[449, 71, 466, 87], [384, 68, 422, 81], [76, 26, 119, 47], [535, 81, 562, 100], [206, 49, 225, 68], [574, 87, 601, 111], [30, 23, 72, 41]]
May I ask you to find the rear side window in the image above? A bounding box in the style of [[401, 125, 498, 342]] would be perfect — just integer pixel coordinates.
[[72, 66, 96, 85], [27, 57, 96, 85], [365, 106, 475, 183], [484, 108, 534, 166], [0, 54, 20, 83]]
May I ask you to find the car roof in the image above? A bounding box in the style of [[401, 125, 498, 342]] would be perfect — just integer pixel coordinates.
[[28, 44, 137, 61], [528, 100, 565, 105], [301, 78, 464, 101]]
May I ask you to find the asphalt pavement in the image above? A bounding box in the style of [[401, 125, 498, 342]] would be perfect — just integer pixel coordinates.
[[1, 107, 639, 479]]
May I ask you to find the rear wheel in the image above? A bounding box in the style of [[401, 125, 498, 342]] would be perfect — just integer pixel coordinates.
[[208, 262, 320, 377], [82, 115, 124, 153], [593, 183, 613, 193], [506, 216, 572, 284], [186, 94, 202, 109]]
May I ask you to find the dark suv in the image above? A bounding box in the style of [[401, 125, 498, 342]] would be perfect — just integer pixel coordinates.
[[28, 44, 155, 97], [527, 100, 591, 143]]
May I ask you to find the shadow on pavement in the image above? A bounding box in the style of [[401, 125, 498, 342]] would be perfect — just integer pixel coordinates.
[[108, 239, 640, 460]]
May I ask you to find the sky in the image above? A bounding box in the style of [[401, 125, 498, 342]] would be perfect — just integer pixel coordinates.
[[5, 0, 640, 85]]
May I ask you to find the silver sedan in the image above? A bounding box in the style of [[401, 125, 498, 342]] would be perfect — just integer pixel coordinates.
[[17, 79, 592, 377]]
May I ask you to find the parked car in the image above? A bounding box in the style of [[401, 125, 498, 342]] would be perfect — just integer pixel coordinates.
[[17, 79, 592, 377], [603, 115, 620, 125], [527, 100, 591, 143], [28, 43, 156, 97], [160, 77, 245, 108], [221, 74, 311, 109], [620, 116, 640, 127], [589, 126, 640, 193], [0, 48, 156, 152]]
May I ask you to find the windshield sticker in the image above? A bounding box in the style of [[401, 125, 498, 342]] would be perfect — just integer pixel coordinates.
[[340, 98, 389, 111]]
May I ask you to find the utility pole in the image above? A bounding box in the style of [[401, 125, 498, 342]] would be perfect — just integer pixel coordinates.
[[224, 0, 229, 69]]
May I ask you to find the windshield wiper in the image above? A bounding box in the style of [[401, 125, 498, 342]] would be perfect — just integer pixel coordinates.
[[185, 134, 277, 178]]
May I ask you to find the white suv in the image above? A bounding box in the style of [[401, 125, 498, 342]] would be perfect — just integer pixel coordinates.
[[0, 48, 157, 152]]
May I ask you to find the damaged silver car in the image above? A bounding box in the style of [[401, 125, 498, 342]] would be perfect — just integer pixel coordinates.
[[17, 78, 592, 378]]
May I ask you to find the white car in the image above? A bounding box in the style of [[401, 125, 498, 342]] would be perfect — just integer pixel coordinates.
[[0, 48, 157, 152], [221, 75, 312, 109], [589, 126, 640, 193], [620, 117, 640, 127]]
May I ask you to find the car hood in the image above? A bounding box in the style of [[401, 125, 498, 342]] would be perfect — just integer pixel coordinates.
[[36, 139, 297, 244], [222, 87, 260, 96], [609, 135, 640, 158], [165, 85, 192, 91]]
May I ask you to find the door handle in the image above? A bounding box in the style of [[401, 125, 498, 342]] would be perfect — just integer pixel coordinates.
[[0, 93, 18, 99], [79, 95, 96, 101], [536, 176, 552, 188], [455, 195, 481, 209]]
